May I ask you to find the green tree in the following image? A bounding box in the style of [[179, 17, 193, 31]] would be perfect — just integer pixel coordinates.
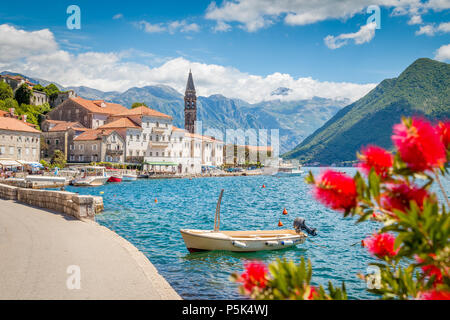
[[33, 84, 45, 92], [50, 150, 66, 168], [132, 102, 147, 109], [0, 82, 13, 100], [0, 98, 19, 112], [45, 83, 61, 100], [14, 84, 32, 105]]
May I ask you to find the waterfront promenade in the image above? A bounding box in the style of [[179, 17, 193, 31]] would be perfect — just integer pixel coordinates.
[[0, 199, 180, 300]]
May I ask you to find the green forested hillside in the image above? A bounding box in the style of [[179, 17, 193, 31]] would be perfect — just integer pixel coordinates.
[[283, 58, 450, 165]]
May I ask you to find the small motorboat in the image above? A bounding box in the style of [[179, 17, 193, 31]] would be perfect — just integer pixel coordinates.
[[122, 171, 138, 181], [273, 161, 304, 177], [180, 190, 314, 252], [72, 166, 109, 187], [106, 169, 122, 182], [107, 174, 122, 183]]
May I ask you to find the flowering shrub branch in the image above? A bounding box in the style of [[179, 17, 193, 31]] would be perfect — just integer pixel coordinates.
[[232, 117, 450, 300]]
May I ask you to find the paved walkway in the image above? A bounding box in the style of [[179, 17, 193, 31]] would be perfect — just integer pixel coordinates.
[[0, 199, 180, 300]]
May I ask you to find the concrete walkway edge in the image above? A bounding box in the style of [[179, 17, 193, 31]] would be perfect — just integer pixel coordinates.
[[87, 220, 181, 300]]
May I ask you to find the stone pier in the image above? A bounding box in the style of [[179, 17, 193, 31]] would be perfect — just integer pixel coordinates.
[[0, 183, 103, 220]]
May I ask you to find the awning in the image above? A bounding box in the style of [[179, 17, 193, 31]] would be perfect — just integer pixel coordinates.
[[145, 162, 178, 166], [0, 159, 22, 167], [17, 160, 44, 168]]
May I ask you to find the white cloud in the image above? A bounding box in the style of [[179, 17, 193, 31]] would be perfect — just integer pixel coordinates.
[[0, 24, 57, 63], [434, 43, 450, 61], [136, 21, 166, 33], [437, 21, 450, 32], [213, 21, 232, 32], [0, 24, 376, 104], [205, 0, 450, 32], [113, 13, 124, 20], [136, 20, 200, 34], [416, 24, 436, 35], [416, 21, 450, 35], [324, 22, 377, 49], [168, 20, 200, 34], [408, 15, 423, 24]]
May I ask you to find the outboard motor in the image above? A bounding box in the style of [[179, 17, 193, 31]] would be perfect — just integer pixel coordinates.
[[293, 217, 317, 236]]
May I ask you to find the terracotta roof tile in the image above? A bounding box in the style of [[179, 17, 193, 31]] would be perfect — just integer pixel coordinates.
[[0, 110, 7, 117], [74, 129, 116, 141], [172, 126, 187, 132], [99, 117, 141, 129], [185, 132, 223, 143], [49, 121, 85, 132], [115, 106, 172, 119], [0, 117, 41, 133], [70, 97, 129, 115]]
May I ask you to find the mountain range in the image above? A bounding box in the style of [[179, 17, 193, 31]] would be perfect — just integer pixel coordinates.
[[283, 58, 450, 165], [65, 85, 350, 153], [1, 71, 349, 153]]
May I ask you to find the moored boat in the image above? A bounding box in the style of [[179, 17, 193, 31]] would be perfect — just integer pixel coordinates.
[[72, 166, 109, 187], [106, 169, 122, 182], [122, 174, 138, 181], [180, 229, 306, 252], [272, 160, 304, 177], [273, 167, 304, 177], [180, 190, 311, 252], [107, 175, 122, 183]]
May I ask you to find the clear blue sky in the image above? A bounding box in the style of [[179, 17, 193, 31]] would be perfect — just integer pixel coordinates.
[[0, 0, 448, 101]]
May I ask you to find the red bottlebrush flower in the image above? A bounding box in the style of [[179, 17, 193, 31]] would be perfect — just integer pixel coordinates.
[[418, 290, 450, 300], [358, 145, 393, 178], [437, 121, 450, 149], [238, 261, 268, 293], [381, 183, 430, 214], [392, 118, 446, 172], [314, 170, 357, 212], [364, 233, 399, 258], [306, 286, 319, 300], [416, 254, 449, 287], [415, 255, 444, 285]]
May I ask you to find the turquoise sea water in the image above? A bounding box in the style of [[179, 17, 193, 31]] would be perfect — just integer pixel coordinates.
[[64, 168, 448, 300]]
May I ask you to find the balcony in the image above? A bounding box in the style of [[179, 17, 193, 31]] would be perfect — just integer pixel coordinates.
[[152, 126, 167, 134], [149, 141, 169, 149], [126, 156, 144, 163], [106, 149, 124, 156]]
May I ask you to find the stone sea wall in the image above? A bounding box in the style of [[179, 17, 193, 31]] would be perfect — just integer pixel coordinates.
[[0, 183, 103, 220]]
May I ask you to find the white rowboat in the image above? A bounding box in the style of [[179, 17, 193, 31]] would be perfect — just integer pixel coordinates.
[[180, 229, 306, 252], [180, 189, 307, 252]]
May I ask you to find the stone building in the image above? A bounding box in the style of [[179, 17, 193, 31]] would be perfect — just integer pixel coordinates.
[[50, 90, 77, 108], [0, 117, 41, 162], [41, 120, 88, 160], [0, 75, 27, 91], [71, 129, 125, 163], [30, 90, 49, 106], [97, 117, 142, 163], [47, 97, 129, 129]]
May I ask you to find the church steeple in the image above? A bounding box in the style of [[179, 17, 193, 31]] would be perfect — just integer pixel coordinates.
[[185, 69, 196, 96], [184, 70, 197, 134]]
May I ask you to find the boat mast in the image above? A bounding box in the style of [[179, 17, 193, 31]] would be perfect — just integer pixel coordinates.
[[214, 189, 224, 232]]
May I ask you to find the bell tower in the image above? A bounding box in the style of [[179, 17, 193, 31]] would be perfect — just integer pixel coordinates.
[[184, 70, 197, 134]]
